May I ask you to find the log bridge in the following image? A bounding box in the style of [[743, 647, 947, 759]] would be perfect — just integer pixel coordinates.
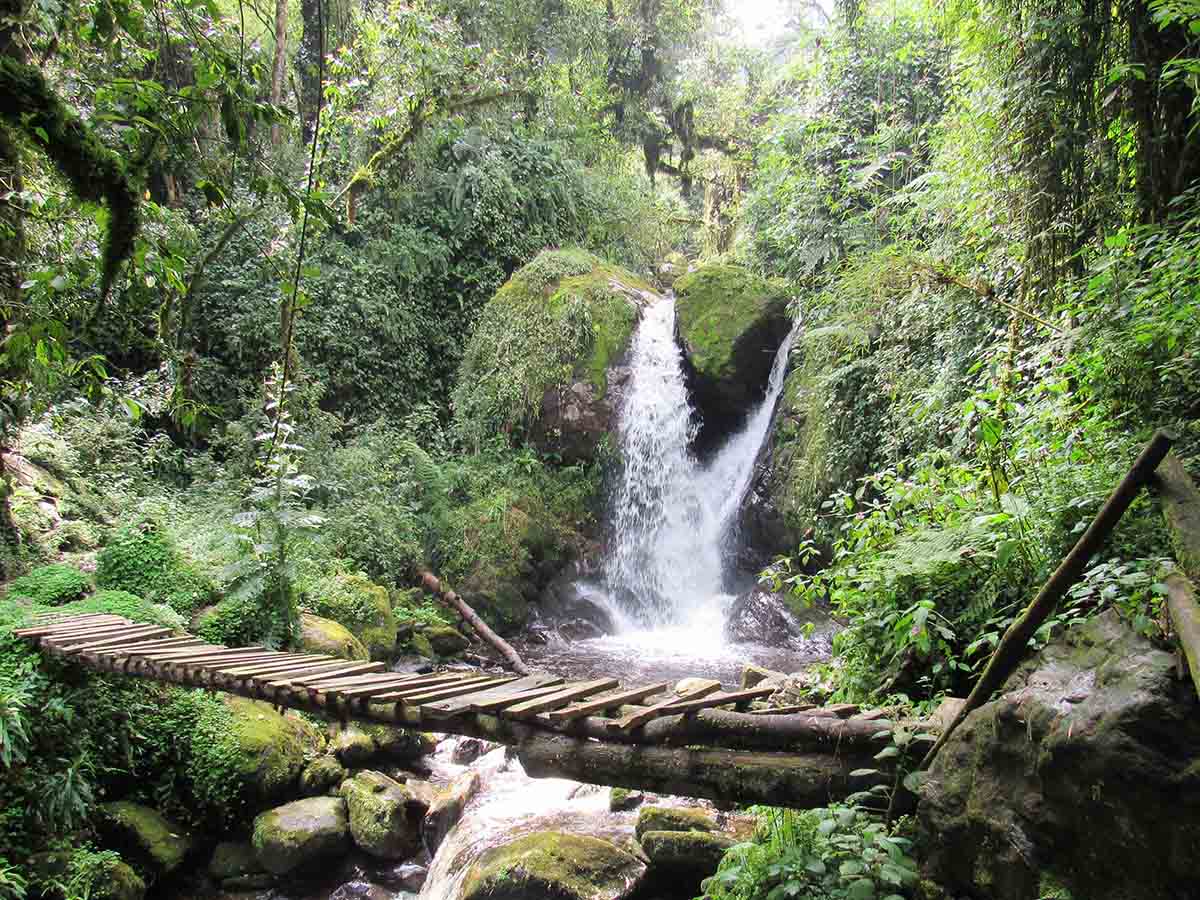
[[15, 613, 895, 810]]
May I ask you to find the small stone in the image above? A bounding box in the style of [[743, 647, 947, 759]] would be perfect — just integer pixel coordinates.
[[609, 788, 645, 812], [740, 664, 786, 689], [635, 806, 716, 841], [252, 796, 350, 876], [300, 755, 348, 796], [675, 678, 720, 695], [451, 737, 493, 765]]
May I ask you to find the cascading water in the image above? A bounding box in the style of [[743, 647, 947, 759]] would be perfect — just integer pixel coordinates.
[[603, 295, 798, 628]]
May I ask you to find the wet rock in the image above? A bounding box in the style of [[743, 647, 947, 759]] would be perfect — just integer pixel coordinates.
[[364, 724, 437, 760], [740, 663, 786, 689], [375, 861, 428, 893], [673, 263, 791, 452], [674, 678, 720, 695], [635, 806, 716, 841], [639, 830, 735, 884], [401, 778, 438, 811], [302, 612, 370, 661], [558, 618, 605, 642], [412, 624, 470, 658], [93, 859, 145, 900], [216, 697, 323, 807], [96, 801, 191, 876], [328, 879, 392, 900], [300, 755, 348, 797], [331, 723, 378, 767], [252, 796, 351, 875], [451, 737, 494, 765], [208, 841, 269, 887], [424, 770, 481, 854], [918, 610, 1200, 900], [724, 587, 807, 646], [538, 577, 618, 635], [462, 831, 647, 900], [341, 771, 425, 860], [609, 788, 645, 812]]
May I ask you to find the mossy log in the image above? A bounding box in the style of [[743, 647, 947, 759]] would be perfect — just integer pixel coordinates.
[[1156, 454, 1200, 699], [420, 571, 529, 674], [1165, 574, 1200, 700], [515, 733, 886, 809]]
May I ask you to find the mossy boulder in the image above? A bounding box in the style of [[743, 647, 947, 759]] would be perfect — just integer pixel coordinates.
[[638, 831, 734, 885], [673, 263, 791, 450], [302, 573, 397, 661], [93, 859, 146, 900], [300, 612, 370, 661], [96, 801, 192, 875], [738, 322, 882, 559], [453, 247, 659, 464], [919, 610, 1200, 900], [208, 841, 266, 884], [251, 796, 351, 876], [462, 831, 647, 900], [363, 723, 437, 760], [609, 788, 644, 812], [412, 623, 470, 658], [634, 806, 715, 841], [339, 770, 425, 859], [330, 721, 377, 766], [216, 697, 322, 804], [299, 755, 348, 797]]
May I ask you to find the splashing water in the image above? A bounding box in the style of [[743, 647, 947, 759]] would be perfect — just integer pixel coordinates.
[[603, 295, 797, 628]]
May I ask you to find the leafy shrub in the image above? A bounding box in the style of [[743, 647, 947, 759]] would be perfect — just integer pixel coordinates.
[[58, 591, 185, 630], [703, 804, 918, 900], [95, 522, 214, 616], [5, 565, 89, 606], [193, 593, 290, 649]]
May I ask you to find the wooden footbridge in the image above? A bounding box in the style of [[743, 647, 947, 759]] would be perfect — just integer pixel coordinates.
[[15, 612, 894, 809]]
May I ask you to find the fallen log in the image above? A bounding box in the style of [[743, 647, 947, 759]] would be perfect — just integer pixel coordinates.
[[1154, 454, 1200, 699], [419, 570, 529, 675], [1165, 574, 1200, 700], [921, 429, 1174, 769], [514, 732, 887, 810]]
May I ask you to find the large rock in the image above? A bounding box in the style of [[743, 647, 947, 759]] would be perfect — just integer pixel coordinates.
[[304, 573, 397, 661], [301, 612, 370, 661], [299, 755, 348, 797], [215, 697, 322, 805], [724, 587, 838, 650], [208, 841, 269, 888], [423, 770, 481, 854], [251, 796, 351, 876], [340, 770, 425, 860], [462, 831, 647, 900], [634, 806, 715, 841], [330, 722, 377, 766], [639, 830, 734, 882], [96, 801, 191, 875], [538, 577, 618, 635], [918, 610, 1200, 900], [454, 248, 659, 466], [673, 263, 791, 451], [412, 623, 470, 658]]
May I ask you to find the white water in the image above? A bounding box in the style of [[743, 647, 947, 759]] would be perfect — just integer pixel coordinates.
[[603, 296, 797, 628]]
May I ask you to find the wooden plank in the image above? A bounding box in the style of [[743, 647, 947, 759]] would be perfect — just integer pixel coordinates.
[[281, 670, 415, 691], [327, 675, 464, 699], [294, 663, 389, 688], [220, 658, 345, 679], [503, 679, 619, 719], [542, 682, 671, 723], [420, 674, 563, 718], [384, 676, 516, 705], [48, 626, 172, 651], [656, 686, 776, 715], [117, 641, 224, 659], [81, 636, 204, 655], [174, 652, 306, 670], [42, 622, 157, 644], [140, 645, 267, 661], [467, 683, 570, 713], [610, 682, 723, 732], [804, 704, 860, 719], [309, 671, 468, 694], [747, 703, 816, 716], [15, 615, 127, 636], [29, 612, 126, 625]]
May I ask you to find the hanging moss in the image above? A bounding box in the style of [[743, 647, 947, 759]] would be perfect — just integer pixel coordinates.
[[0, 57, 139, 297]]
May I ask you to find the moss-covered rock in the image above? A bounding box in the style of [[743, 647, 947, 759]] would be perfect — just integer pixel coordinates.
[[92, 858, 146, 900], [412, 623, 470, 658], [339, 770, 425, 860], [362, 723, 436, 760], [462, 831, 647, 900], [251, 796, 350, 876], [673, 263, 791, 449], [638, 831, 734, 882], [208, 841, 265, 882], [302, 573, 397, 661], [208, 697, 322, 806], [299, 755, 347, 797], [453, 247, 659, 464], [96, 801, 192, 875], [300, 612, 370, 661], [330, 722, 377, 766], [634, 806, 715, 841], [609, 788, 644, 812]]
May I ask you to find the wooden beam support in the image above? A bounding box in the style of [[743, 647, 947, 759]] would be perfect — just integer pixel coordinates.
[[503, 679, 620, 719], [543, 682, 671, 723], [610, 682, 722, 731]]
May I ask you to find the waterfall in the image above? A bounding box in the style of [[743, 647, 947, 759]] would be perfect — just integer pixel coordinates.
[[602, 296, 797, 627]]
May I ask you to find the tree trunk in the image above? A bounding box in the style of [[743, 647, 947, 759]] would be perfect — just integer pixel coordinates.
[[270, 0, 288, 145], [297, 0, 322, 142]]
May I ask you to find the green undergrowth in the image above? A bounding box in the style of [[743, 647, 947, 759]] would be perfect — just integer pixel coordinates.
[[96, 522, 216, 617], [452, 248, 648, 448], [4, 564, 90, 606]]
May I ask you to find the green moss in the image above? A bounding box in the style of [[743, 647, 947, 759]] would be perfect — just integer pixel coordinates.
[[634, 806, 716, 841], [300, 613, 369, 660], [673, 264, 789, 382], [463, 831, 645, 900], [452, 248, 648, 445], [339, 770, 422, 859], [300, 573, 396, 660], [5, 563, 89, 605], [96, 801, 192, 875], [251, 796, 350, 876], [298, 755, 347, 797]]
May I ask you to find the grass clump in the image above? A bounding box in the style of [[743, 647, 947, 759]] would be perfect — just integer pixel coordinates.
[[95, 521, 215, 617], [4, 564, 89, 605]]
